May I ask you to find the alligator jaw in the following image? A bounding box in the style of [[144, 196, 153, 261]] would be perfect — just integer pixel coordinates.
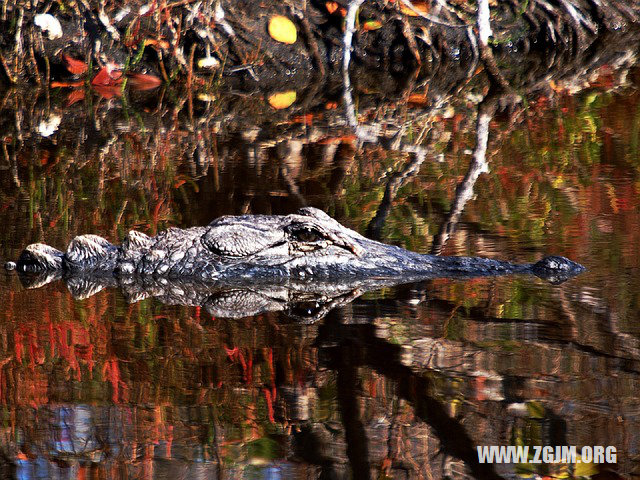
[[530, 255, 586, 284]]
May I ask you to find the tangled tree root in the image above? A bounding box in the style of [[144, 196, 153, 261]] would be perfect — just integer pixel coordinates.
[[0, 0, 639, 92]]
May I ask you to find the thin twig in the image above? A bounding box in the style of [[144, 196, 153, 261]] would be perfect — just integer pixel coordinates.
[[399, 0, 468, 28]]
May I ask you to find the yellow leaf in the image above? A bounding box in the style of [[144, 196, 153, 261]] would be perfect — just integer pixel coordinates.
[[363, 20, 382, 31], [268, 15, 297, 44], [400, 1, 429, 16], [268, 90, 297, 109]]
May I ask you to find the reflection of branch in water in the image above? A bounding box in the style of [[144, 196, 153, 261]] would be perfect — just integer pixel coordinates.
[[430, 100, 496, 256], [336, 340, 372, 479], [277, 139, 308, 209], [318, 319, 505, 480], [554, 286, 640, 366], [366, 150, 426, 240]]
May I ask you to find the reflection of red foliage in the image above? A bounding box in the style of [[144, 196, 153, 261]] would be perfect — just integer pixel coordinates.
[[66, 89, 85, 106], [263, 388, 275, 423], [127, 73, 162, 90], [53, 60, 161, 105], [93, 84, 123, 100], [102, 356, 126, 403]]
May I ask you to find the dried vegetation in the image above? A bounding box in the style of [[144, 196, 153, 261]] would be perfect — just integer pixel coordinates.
[[0, 0, 639, 91]]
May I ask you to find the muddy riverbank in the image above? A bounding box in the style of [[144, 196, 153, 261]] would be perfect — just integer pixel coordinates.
[[1, 0, 640, 92]]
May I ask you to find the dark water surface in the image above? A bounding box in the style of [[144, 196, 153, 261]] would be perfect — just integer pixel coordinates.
[[0, 65, 639, 479]]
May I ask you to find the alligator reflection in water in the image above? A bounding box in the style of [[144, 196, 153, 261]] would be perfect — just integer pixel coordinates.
[[10, 207, 584, 322], [3, 285, 639, 479]]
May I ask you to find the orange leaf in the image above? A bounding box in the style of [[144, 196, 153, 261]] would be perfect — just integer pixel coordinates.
[[292, 113, 314, 125], [66, 89, 85, 106], [63, 54, 88, 75], [127, 72, 162, 90], [407, 93, 429, 105], [91, 64, 123, 86], [39, 151, 50, 166], [318, 134, 356, 144], [326, 1, 338, 14], [144, 38, 170, 49], [51, 80, 83, 88], [93, 84, 122, 99], [400, 1, 429, 16]]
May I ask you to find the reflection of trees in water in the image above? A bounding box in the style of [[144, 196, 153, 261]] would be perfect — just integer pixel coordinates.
[[0, 276, 638, 478]]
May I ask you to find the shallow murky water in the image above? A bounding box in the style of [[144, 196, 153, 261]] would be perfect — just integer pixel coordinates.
[[0, 65, 639, 479]]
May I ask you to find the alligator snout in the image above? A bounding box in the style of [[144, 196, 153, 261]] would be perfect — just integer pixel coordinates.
[[531, 255, 586, 284]]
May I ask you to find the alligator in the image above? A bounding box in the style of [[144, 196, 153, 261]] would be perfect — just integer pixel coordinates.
[[6, 208, 585, 302]]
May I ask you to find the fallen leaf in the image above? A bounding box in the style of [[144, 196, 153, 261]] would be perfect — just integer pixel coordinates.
[[38, 115, 61, 137], [268, 15, 297, 44], [92, 63, 123, 86], [139, 1, 157, 16], [197, 93, 217, 102], [318, 134, 356, 144], [127, 72, 162, 90], [407, 93, 428, 105], [143, 38, 170, 49], [292, 113, 314, 125], [363, 20, 382, 31], [66, 89, 85, 106], [62, 54, 88, 75], [40, 151, 50, 166], [51, 80, 83, 88], [400, 1, 429, 16], [267, 90, 297, 109], [326, 1, 339, 13]]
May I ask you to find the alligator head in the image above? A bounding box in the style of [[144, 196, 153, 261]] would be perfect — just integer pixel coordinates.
[[6, 207, 585, 286]]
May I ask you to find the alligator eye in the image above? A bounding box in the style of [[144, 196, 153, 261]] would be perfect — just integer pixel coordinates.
[[289, 226, 325, 243]]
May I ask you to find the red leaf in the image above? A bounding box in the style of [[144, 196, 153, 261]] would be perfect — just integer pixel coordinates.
[[66, 89, 85, 106], [91, 63, 123, 86], [127, 72, 162, 90], [63, 54, 88, 75], [51, 80, 83, 88], [93, 84, 122, 99]]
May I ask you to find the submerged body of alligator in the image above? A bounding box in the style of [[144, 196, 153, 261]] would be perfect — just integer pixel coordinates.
[[6, 208, 584, 306]]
